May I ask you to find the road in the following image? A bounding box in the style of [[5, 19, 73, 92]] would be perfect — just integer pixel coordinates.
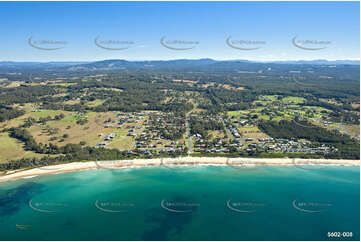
[[222, 119, 234, 140], [185, 111, 193, 154]]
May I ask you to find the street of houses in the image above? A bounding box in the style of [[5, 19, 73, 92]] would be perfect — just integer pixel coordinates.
[[94, 111, 334, 156]]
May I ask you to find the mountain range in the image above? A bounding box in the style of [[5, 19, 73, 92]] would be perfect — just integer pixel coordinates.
[[0, 59, 358, 72]]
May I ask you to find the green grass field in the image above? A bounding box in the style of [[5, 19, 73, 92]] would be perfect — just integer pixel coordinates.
[[281, 96, 306, 104], [86, 99, 106, 108], [107, 130, 135, 150], [28, 111, 118, 146], [0, 132, 49, 162]]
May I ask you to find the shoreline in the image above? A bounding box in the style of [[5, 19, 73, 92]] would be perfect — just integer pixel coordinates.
[[0, 157, 359, 182]]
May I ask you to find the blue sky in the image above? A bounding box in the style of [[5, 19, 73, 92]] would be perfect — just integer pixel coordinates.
[[0, 1, 359, 61]]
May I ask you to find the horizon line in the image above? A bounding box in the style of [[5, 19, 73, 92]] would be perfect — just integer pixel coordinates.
[[0, 58, 360, 63]]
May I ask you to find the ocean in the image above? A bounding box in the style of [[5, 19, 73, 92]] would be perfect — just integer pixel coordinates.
[[0, 165, 359, 240]]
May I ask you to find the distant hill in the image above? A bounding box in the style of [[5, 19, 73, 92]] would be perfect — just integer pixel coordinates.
[[66, 58, 218, 71], [269, 60, 359, 65], [65, 59, 360, 72], [0, 59, 358, 73], [0, 61, 89, 72]]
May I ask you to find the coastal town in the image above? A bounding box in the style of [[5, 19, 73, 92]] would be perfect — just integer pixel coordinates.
[[89, 110, 338, 157]]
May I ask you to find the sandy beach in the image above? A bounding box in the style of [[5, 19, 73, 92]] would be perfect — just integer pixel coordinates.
[[0, 157, 359, 182]]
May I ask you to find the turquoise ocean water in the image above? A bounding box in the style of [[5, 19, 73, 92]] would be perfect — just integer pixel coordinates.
[[0, 165, 359, 240]]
